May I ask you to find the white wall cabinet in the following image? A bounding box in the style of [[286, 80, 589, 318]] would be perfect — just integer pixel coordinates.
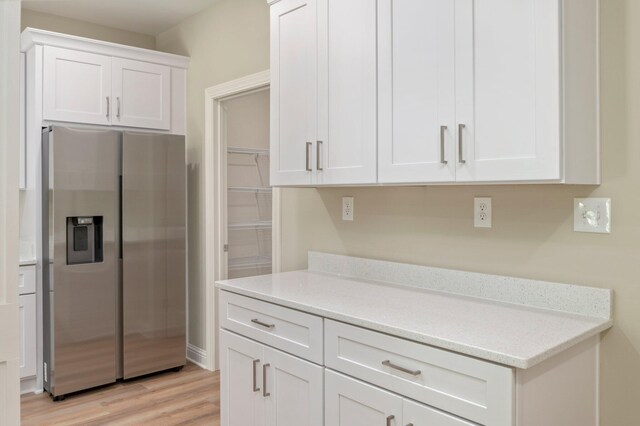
[[220, 329, 323, 426], [20, 53, 27, 190], [270, 0, 378, 186], [43, 46, 112, 126], [269, 0, 599, 186], [112, 58, 171, 130], [24, 29, 188, 133]]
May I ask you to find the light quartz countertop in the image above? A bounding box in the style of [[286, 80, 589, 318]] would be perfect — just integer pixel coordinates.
[[216, 253, 613, 369]]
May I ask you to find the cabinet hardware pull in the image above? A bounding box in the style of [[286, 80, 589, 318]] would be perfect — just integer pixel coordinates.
[[251, 318, 275, 329], [317, 141, 323, 171], [116, 97, 121, 119], [382, 360, 421, 376], [440, 126, 448, 164], [252, 359, 260, 392], [386, 415, 395, 426], [106, 96, 110, 119], [306, 142, 312, 171], [458, 124, 466, 164], [406, 424, 414, 426], [262, 363, 270, 397]]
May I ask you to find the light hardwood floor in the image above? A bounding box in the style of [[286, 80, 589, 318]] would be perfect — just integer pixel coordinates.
[[21, 363, 220, 425]]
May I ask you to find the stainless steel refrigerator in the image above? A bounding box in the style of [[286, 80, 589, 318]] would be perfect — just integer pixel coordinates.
[[42, 126, 186, 400]]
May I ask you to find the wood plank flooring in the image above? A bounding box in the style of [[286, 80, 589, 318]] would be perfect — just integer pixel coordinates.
[[21, 363, 220, 425]]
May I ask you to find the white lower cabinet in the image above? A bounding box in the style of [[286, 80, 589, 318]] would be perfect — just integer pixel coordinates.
[[326, 370, 475, 426], [220, 329, 323, 426], [19, 294, 37, 379]]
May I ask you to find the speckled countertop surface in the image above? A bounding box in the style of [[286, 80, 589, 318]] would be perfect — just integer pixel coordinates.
[[216, 268, 612, 369]]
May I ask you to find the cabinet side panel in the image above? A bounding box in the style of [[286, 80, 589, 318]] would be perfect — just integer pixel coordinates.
[[516, 336, 599, 426], [563, 0, 600, 184]]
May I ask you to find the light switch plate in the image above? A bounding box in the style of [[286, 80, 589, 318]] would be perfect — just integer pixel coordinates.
[[574, 198, 611, 234]]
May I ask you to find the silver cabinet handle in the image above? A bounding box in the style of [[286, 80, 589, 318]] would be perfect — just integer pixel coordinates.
[[458, 124, 466, 164], [406, 424, 414, 426], [382, 360, 421, 376], [116, 97, 121, 119], [386, 415, 395, 426], [316, 141, 323, 171], [305, 142, 312, 171], [252, 359, 260, 392], [262, 363, 270, 397], [106, 96, 110, 118], [251, 318, 275, 329], [440, 126, 448, 164]]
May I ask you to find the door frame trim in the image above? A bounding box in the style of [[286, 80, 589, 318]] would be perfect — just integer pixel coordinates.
[[203, 70, 276, 371]]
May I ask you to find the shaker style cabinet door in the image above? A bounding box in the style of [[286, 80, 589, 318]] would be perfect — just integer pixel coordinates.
[[43, 46, 112, 125], [325, 370, 403, 426], [378, 0, 456, 184], [112, 58, 171, 130], [263, 347, 324, 426], [220, 330, 266, 426], [403, 399, 477, 426], [19, 294, 37, 379], [315, 0, 377, 185], [455, 0, 561, 182], [270, 0, 318, 186]]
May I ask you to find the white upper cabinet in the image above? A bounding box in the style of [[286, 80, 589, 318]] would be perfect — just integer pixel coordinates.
[[270, 0, 318, 186], [112, 58, 171, 130], [43, 46, 112, 126], [455, 0, 562, 183], [270, 0, 378, 186], [316, 0, 377, 185], [378, 0, 456, 184], [23, 29, 188, 134], [269, 0, 599, 186]]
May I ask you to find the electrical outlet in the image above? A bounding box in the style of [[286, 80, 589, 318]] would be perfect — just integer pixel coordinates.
[[342, 196, 354, 221], [574, 198, 611, 233], [474, 197, 492, 228]]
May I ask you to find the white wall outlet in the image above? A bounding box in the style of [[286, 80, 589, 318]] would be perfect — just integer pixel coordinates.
[[474, 197, 492, 228], [342, 196, 354, 221], [574, 198, 611, 234]]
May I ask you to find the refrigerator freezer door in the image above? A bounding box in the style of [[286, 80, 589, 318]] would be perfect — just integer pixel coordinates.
[[43, 126, 119, 397], [122, 133, 186, 379]]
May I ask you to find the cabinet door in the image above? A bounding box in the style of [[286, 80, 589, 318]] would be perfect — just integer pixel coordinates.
[[325, 369, 403, 426], [378, 0, 456, 184], [270, 0, 317, 186], [220, 330, 265, 426], [403, 399, 476, 426], [112, 58, 171, 130], [264, 347, 323, 426], [455, 0, 561, 182], [316, 0, 377, 185], [19, 294, 37, 378], [20, 52, 26, 190], [43, 46, 112, 125]]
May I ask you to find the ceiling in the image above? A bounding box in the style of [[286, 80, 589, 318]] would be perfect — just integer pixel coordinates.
[[22, 0, 219, 36]]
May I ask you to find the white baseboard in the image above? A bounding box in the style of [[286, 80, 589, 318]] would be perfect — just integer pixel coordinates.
[[187, 344, 209, 370], [21, 376, 40, 395]]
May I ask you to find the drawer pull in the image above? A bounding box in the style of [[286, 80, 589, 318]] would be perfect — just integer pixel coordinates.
[[252, 359, 260, 392], [382, 360, 421, 376], [386, 415, 395, 426], [406, 424, 414, 426], [262, 363, 271, 397], [251, 318, 275, 329]]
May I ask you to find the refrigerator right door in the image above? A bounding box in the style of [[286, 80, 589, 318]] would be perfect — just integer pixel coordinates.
[[122, 132, 186, 379]]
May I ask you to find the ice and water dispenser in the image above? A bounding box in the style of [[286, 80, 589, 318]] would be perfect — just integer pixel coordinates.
[[66, 216, 104, 265]]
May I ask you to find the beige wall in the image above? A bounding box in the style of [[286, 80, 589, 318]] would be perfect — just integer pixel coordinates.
[[21, 8, 155, 49], [279, 0, 640, 424], [155, 0, 269, 350]]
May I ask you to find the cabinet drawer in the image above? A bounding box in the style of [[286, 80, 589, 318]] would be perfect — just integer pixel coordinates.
[[219, 291, 323, 364], [19, 265, 36, 295], [325, 320, 513, 425], [20, 294, 37, 378]]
